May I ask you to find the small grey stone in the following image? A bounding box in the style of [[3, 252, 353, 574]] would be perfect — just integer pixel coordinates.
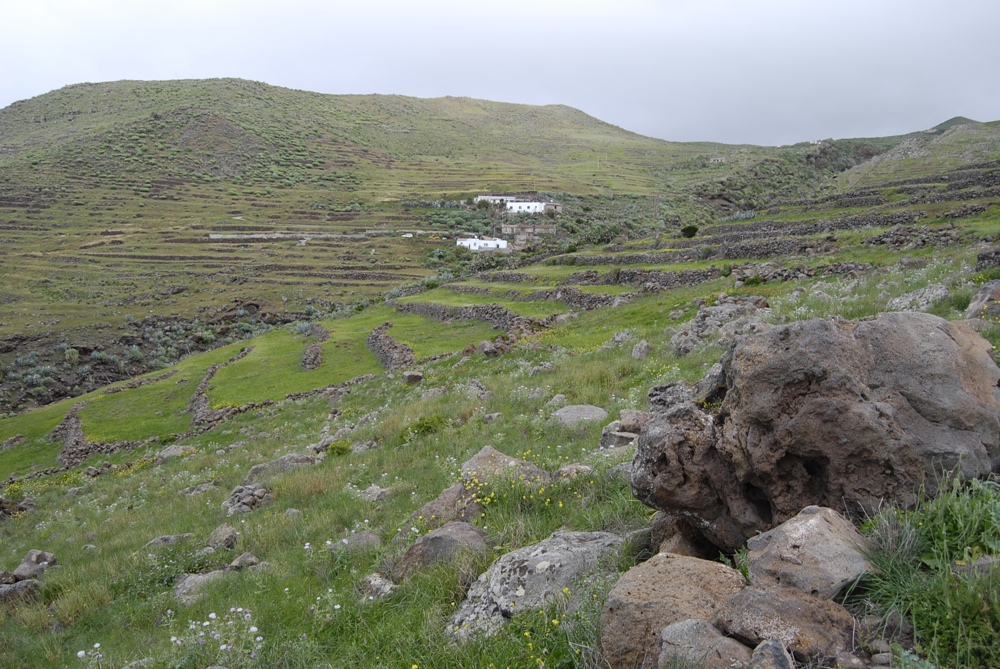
[[206, 524, 238, 550], [283, 508, 303, 518], [482, 412, 503, 424], [871, 652, 893, 666], [228, 552, 260, 571], [143, 534, 193, 550]]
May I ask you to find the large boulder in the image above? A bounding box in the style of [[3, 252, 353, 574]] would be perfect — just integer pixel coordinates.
[[449, 531, 622, 640], [746, 506, 871, 599], [601, 553, 746, 669], [633, 313, 1000, 550]]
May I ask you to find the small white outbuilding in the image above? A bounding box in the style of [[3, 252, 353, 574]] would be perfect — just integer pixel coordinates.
[[456, 236, 508, 252]]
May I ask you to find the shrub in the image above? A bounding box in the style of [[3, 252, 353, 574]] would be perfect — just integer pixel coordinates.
[[680, 225, 699, 238]]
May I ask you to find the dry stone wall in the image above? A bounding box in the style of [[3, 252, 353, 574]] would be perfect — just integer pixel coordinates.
[[391, 302, 552, 335], [366, 322, 416, 370]]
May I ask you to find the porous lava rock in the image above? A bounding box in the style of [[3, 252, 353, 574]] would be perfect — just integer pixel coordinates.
[[633, 313, 1000, 550]]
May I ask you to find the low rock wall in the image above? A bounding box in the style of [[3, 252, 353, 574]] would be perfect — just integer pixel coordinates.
[[366, 322, 416, 370]]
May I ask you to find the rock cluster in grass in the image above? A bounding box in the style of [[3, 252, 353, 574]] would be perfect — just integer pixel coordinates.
[[667, 294, 772, 357], [365, 321, 416, 370], [222, 484, 273, 516], [0, 550, 56, 605]]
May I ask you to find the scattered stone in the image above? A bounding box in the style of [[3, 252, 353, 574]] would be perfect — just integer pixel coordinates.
[[450, 531, 623, 640], [228, 552, 260, 571], [173, 570, 227, 605], [421, 386, 448, 400], [461, 445, 550, 485], [555, 463, 593, 479], [283, 508, 302, 518], [359, 573, 396, 600], [632, 340, 652, 360], [180, 481, 219, 496], [886, 284, 950, 312], [966, 279, 1000, 319], [618, 409, 653, 434], [482, 412, 502, 424], [395, 521, 489, 581], [711, 585, 855, 662], [0, 571, 15, 585], [551, 404, 608, 428], [399, 482, 483, 537], [206, 524, 239, 550], [669, 295, 771, 357], [143, 534, 193, 550], [360, 484, 390, 503], [242, 453, 316, 486], [600, 420, 639, 449], [402, 370, 424, 384], [748, 638, 796, 669], [0, 579, 40, 605], [156, 444, 196, 462], [746, 506, 871, 599], [530, 362, 554, 376], [330, 531, 382, 554], [601, 553, 746, 669], [544, 393, 567, 407], [658, 618, 753, 669], [351, 440, 379, 454], [871, 652, 893, 666]]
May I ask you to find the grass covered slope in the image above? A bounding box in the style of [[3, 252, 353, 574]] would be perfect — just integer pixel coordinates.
[[1, 188, 1000, 665]]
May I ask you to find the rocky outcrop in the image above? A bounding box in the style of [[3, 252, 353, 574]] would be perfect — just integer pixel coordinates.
[[301, 342, 324, 370], [449, 531, 623, 640], [551, 405, 608, 428], [865, 224, 961, 251], [366, 322, 416, 370], [221, 484, 273, 516], [668, 295, 772, 357], [886, 285, 950, 311], [658, 619, 753, 669], [633, 313, 1000, 551]]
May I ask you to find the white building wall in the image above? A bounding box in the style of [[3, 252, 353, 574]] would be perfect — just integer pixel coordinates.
[[506, 201, 546, 213], [456, 237, 509, 251]]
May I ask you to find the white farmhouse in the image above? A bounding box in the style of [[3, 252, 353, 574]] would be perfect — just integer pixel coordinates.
[[475, 195, 518, 204], [456, 236, 509, 252], [505, 201, 563, 214]]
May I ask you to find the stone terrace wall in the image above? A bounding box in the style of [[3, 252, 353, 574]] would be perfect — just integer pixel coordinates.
[[391, 302, 551, 335], [366, 322, 416, 371]]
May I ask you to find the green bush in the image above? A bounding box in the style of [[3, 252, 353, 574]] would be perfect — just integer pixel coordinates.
[[680, 225, 699, 238]]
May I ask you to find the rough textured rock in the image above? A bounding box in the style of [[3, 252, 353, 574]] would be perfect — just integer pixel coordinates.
[[600, 421, 639, 449], [173, 570, 227, 605], [886, 284, 950, 312], [632, 340, 652, 360], [227, 552, 259, 571], [551, 404, 609, 428], [143, 534, 193, 550], [402, 370, 424, 384], [555, 463, 593, 479], [601, 553, 747, 669], [0, 579, 40, 604], [461, 445, 550, 485], [399, 482, 483, 537], [748, 638, 796, 669], [669, 295, 771, 357], [156, 444, 196, 461], [746, 506, 871, 599], [619, 410, 653, 434], [658, 618, 753, 669], [180, 481, 219, 496], [966, 279, 1000, 319], [711, 585, 855, 662], [329, 530, 382, 554], [359, 573, 396, 600], [633, 313, 1000, 550], [242, 453, 316, 486], [395, 521, 489, 581], [450, 531, 623, 640], [359, 484, 390, 503], [206, 524, 239, 550]]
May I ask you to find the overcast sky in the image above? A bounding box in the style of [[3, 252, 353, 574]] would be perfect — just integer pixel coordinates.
[[2, 0, 998, 146]]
